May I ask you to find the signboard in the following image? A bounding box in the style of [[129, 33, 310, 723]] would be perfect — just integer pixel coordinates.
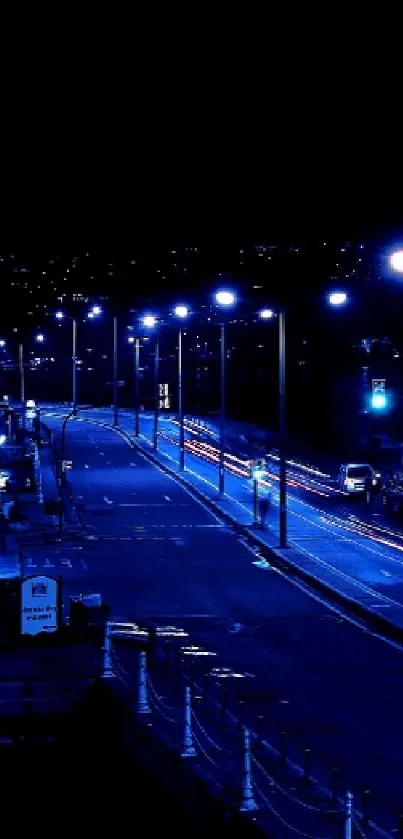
[[62, 459, 73, 471], [159, 383, 170, 409], [21, 575, 58, 635]]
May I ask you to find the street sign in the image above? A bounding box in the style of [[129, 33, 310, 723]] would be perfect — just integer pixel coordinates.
[[62, 459, 73, 471], [21, 575, 59, 635]]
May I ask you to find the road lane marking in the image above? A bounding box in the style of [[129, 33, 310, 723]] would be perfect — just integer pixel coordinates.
[[130, 463, 137, 467], [164, 495, 171, 501], [103, 496, 114, 505]]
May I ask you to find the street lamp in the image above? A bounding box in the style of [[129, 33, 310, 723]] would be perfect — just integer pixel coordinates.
[[142, 315, 159, 449], [35, 333, 45, 343], [128, 334, 141, 437], [328, 291, 347, 307], [215, 290, 236, 494], [259, 292, 348, 550], [389, 250, 403, 274], [174, 305, 189, 471]]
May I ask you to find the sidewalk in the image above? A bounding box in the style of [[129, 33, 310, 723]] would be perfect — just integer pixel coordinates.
[[77, 410, 403, 645]]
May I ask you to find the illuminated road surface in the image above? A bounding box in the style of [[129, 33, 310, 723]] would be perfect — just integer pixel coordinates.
[[23, 411, 403, 829]]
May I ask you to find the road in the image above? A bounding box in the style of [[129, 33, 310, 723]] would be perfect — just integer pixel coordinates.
[[23, 413, 403, 831]]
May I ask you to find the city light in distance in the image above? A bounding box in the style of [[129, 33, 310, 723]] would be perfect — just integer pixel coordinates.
[[142, 315, 156, 328], [35, 333, 45, 343], [328, 291, 347, 306], [0, 340, 5, 347], [389, 250, 403, 273], [215, 290, 236, 306], [55, 311, 64, 320], [92, 305, 102, 316], [128, 336, 135, 344], [259, 309, 275, 319]]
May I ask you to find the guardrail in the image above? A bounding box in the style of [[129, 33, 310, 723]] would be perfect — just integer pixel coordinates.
[[103, 621, 392, 839]]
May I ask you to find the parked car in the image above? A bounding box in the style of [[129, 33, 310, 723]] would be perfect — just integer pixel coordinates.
[[338, 463, 381, 497]]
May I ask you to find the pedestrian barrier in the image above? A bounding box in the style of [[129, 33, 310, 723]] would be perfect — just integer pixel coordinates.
[[105, 622, 393, 839]]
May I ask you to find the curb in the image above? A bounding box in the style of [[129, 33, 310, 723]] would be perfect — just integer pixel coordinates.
[[106, 423, 403, 649]]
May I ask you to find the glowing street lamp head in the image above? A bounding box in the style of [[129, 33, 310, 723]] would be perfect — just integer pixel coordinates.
[[328, 291, 347, 307], [215, 290, 236, 307], [35, 333, 45, 343], [259, 308, 274, 320], [143, 315, 156, 328], [174, 305, 189, 319], [92, 305, 102, 316], [372, 392, 387, 410], [389, 250, 403, 273], [55, 310, 64, 320]]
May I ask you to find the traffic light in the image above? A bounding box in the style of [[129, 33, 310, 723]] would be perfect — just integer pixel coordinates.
[[250, 458, 266, 479], [371, 378, 388, 411]]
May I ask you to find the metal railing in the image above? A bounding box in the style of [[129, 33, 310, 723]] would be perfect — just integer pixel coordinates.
[[102, 622, 393, 839]]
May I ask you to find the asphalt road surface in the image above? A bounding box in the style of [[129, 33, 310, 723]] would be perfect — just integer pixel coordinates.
[[23, 416, 403, 831]]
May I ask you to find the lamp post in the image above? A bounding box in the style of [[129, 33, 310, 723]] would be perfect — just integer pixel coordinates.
[[278, 310, 287, 548], [174, 305, 189, 471], [129, 335, 141, 437], [260, 293, 347, 550], [215, 291, 236, 495], [113, 314, 118, 427], [56, 306, 101, 413], [142, 316, 158, 449]]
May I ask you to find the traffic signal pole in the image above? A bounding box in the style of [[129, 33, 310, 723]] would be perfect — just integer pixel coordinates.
[[279, 310, 288, 549]]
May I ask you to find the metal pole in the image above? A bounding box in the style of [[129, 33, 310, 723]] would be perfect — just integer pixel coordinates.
[[102, 621, 114, 679], [72, 318, 77, 413], [0, 499, 6, 554], [253, 477, 258, 526], [113, 314, 118, 427], [137, 650, 151, 714], [178, 327, 185, 470], [19, 342, 25, 404], [153, 335, 159, 450], [19, 342, 25, 429], [219, 322, 226, 495], [279, 309, 288, 548], [181, 685, 196, 757], [134, 337, 140, 437], [59, 408, 75, 533], [344, 791, 352, 839], [239, 728, 258, 812]]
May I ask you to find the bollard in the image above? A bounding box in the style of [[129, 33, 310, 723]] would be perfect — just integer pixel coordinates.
[[302, 747, 311, 785], [137, 650, 151, 714], [279, 730, 287, 766], [330, 767, 339, 808], [102, 621, 114, 679], [181, 685, 196, 757], [239, 728, 258, 812], [362, 789, 370, 830], [344, 791, 352, 839]]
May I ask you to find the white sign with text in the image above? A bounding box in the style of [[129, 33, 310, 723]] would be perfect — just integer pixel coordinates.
[[21, 575, 58, 635]]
